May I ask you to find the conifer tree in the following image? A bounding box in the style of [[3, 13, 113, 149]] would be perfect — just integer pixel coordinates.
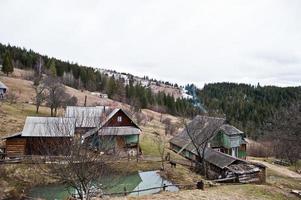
[[2, 52, 14, 76], [48, 59, 57, 76]]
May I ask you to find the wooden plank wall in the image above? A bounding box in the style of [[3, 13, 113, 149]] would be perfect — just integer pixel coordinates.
[[6, 138, 26, 157]]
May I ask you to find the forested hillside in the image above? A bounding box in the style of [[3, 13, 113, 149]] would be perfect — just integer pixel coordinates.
[[0, 43, 197, 116], [1, 43, 300, 140], [198, 82, 301, 139]]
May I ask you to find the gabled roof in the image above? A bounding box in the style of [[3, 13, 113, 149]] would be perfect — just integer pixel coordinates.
[[101, 108, 141, 130], [65, 106, 108, 128], [219, 124, 243, 136], [0, 81, 7, 89], [170, 115, 225, 153], [81, 108, 141, 139], [21, 117, 75, 137]]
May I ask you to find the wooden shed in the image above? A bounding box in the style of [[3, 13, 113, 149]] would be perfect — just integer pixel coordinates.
[[2, 117, 75, 158]]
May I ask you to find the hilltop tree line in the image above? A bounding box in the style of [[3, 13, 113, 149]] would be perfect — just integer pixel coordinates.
[[0, 43, 198, 117], [198, 82, 301, 139]]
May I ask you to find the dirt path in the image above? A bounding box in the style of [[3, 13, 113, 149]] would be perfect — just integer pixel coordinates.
[[250, 159, 301, 178]]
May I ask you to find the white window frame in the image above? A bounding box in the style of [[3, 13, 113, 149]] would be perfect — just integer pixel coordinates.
[[117, 116, 122, 122]]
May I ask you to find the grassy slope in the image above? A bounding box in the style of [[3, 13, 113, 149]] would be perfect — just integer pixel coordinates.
[[112, 184, 297, 200], [0, 103, 50, 137]]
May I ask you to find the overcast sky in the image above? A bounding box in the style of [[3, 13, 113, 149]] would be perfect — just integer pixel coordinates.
[[0, 0, 300, 87]]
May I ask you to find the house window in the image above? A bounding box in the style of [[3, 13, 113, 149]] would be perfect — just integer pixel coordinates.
[[117, 116, 122, 122]]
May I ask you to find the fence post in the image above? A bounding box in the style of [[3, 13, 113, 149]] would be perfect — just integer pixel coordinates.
[[197, 180, 204, 190]]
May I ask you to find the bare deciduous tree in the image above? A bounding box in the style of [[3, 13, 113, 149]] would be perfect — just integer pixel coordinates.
[[154, 135, 166, 171], [43, 76, 76, 116], [33, 84, 46, 113], [33, 56, 44, 85], [263, 102, 301, 169], [181, 116, 225, 176]]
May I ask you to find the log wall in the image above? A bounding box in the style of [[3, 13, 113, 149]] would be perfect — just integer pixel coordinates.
[[6, 138, 26, 157]]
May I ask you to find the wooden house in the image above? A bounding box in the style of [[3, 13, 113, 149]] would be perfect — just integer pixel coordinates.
[[169, 115, 265, 183], [170, 116, 247, 160], [0, 81, 8, 99], [82, 108, 141, 156], [2, 117, 75, 158], [210, 124, 247, 159]]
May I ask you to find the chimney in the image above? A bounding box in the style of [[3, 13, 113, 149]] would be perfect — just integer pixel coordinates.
[[84, 95, 87, 107]]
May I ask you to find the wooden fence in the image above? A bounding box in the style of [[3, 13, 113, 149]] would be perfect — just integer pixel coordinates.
[[102, 182, 200, 196]]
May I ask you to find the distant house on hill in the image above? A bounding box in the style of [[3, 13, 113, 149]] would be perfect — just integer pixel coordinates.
[[82, 108, 142, 156], [0, 81, 8, 99], [169, 115, 265, 183], [2, 117, 75, 157]]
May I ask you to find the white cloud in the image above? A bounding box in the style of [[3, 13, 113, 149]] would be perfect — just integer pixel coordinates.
[[0, 0, 300, 87]]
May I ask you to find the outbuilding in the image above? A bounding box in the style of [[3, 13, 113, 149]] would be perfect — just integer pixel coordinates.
[[2, 117, 75, 158]]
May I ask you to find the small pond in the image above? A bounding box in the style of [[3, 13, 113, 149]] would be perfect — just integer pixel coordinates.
[[28, 171, 179, 200]]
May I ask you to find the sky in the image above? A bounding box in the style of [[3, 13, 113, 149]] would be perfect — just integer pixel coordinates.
[[0, 0, 300, 88]]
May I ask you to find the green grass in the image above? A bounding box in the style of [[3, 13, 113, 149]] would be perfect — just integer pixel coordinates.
[[0, 103, 51, 137], [267, 168, 301, 191], [222, 184, 296, 200], [140, 134, 161, 156]]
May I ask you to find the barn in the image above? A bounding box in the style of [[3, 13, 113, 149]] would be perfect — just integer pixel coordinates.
[[2, 117, 75, 158]]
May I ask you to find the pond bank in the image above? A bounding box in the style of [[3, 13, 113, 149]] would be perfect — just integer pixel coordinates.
[[28, 170, 179, 200]]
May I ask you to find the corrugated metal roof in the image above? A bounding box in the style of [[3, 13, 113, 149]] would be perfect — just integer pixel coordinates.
[[65, 106, 107, 128], [0, 81, 7, 89], [99, 126, 141, 136], [204, 148, 238, 169], [22, 117, 75, 137], [219, 124, 243, 136]]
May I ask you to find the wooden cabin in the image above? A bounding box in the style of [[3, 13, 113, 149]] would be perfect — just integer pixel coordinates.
[[170, 116, 247, 160], [82, 108, 141, 156], [169, 115, 265, 183], [2, 117, 75, 158], [210, 124, 247, 159]]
